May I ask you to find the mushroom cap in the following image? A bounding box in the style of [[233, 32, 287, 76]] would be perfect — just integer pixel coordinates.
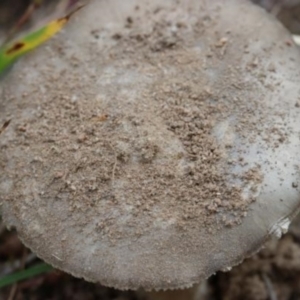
[[1, 0, 300, 291]]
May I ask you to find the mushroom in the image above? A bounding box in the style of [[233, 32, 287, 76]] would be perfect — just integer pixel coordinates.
[[1, 0, 300, 298]]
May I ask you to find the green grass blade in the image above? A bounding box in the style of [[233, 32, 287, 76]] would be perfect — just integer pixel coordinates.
[[0, 263, 53, 289]]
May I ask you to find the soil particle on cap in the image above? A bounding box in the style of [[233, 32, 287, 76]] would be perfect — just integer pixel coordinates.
[[241, 167, 264, 186]]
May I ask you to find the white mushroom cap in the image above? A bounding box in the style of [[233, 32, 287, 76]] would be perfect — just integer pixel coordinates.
[[1, 0, 300, 291]]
